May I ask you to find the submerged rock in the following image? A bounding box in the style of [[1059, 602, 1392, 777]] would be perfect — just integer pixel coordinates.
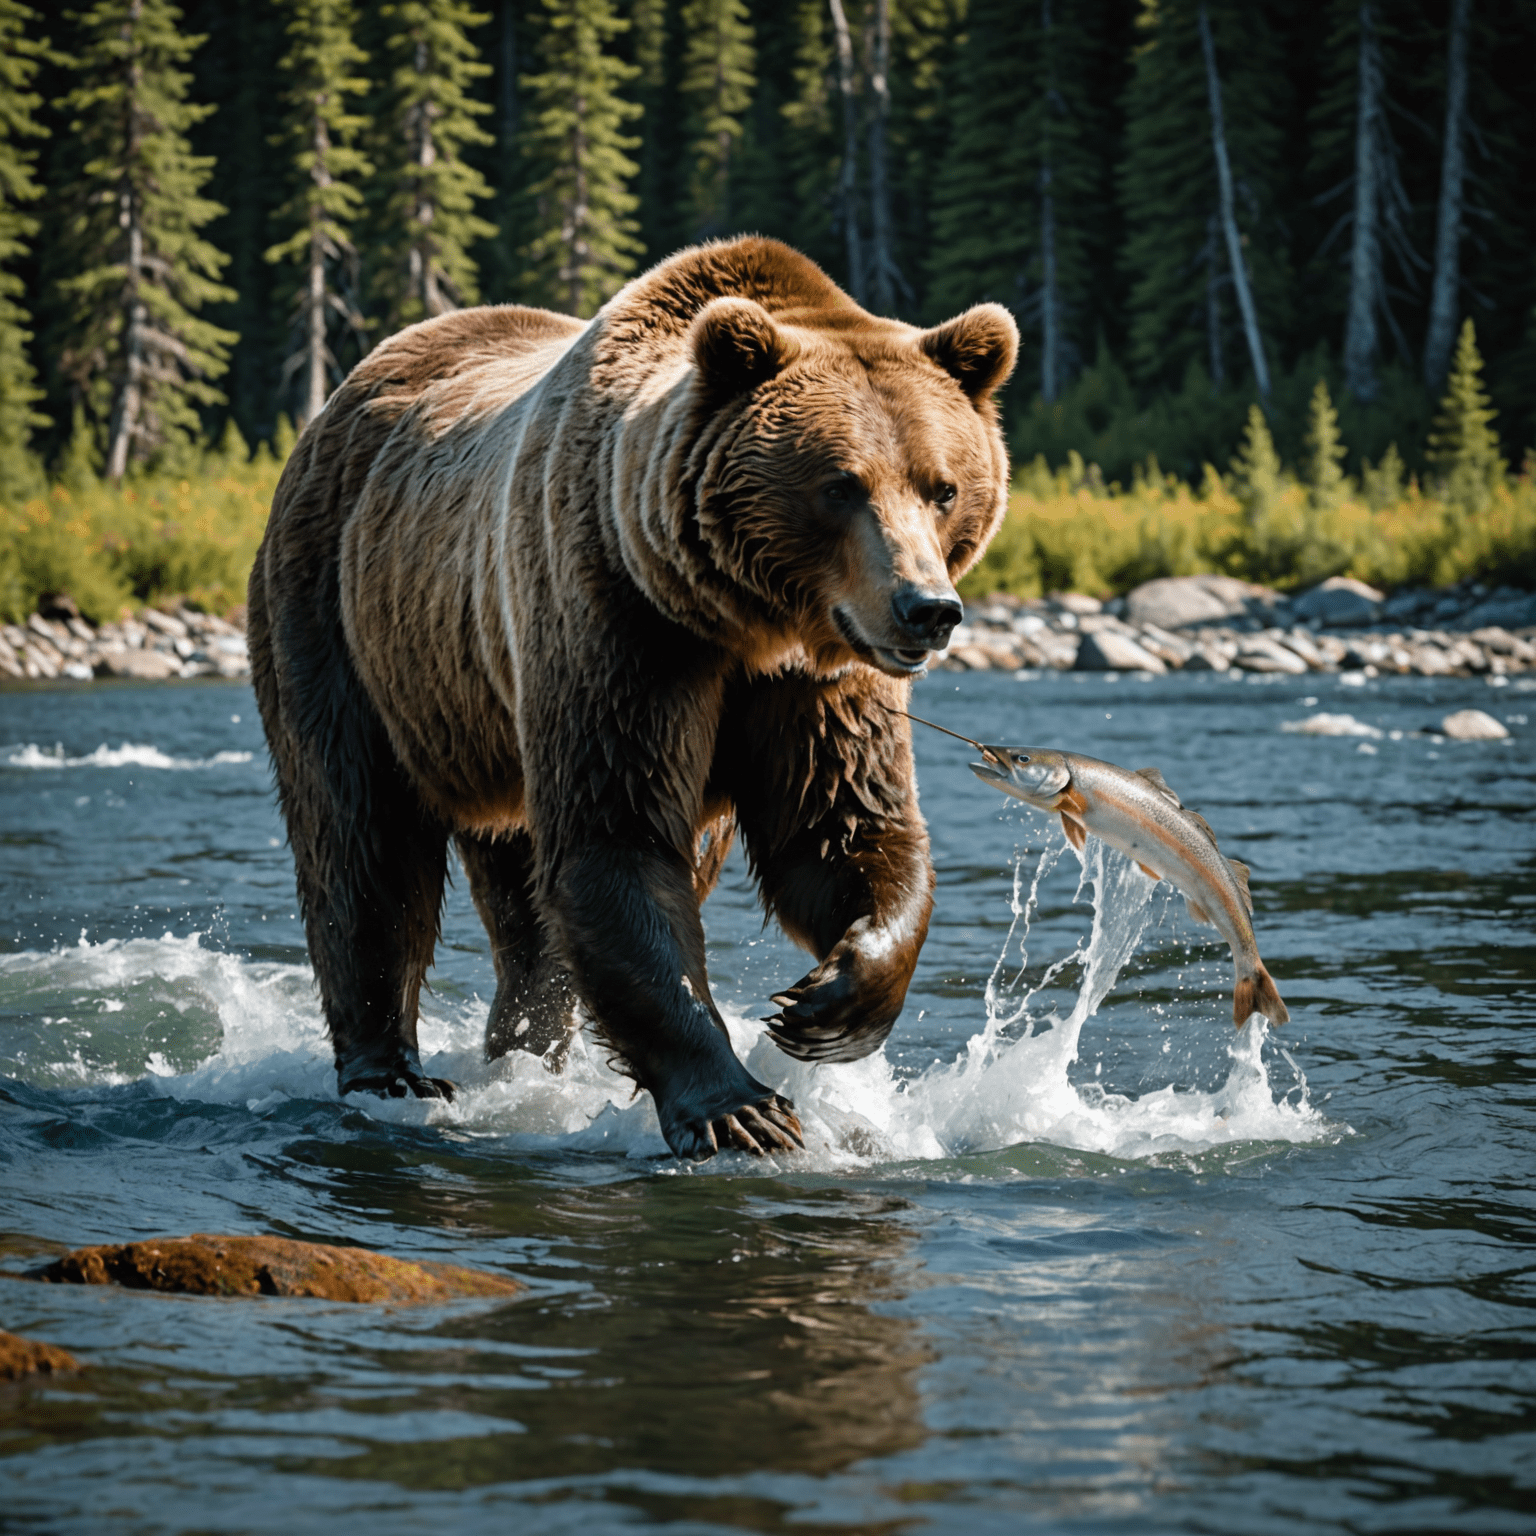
[[1281, 712, 1383, 738], [1440, 709, 1510, 741], [32, 1234, 521, 1305], [0, 1328, 79, 1380]]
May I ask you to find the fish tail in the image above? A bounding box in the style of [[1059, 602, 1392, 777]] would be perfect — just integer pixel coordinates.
[[1233, 963, 1289, 1029]]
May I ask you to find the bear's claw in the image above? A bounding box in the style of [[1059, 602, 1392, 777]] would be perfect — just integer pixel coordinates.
[[664, 1092, 803, 1161], [340, 1069, 457, 1103]]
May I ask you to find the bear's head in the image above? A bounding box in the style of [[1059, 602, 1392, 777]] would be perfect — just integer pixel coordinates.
[[689, 291, 1018, 680]]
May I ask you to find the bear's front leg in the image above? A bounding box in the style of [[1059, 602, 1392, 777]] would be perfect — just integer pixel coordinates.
[[547, 840, 803, 1160], [725, 675, 934, 1064]]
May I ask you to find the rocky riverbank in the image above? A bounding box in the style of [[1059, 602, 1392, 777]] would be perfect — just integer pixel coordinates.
[[937, 574, 1536, 679], [2, 572, 1533, 686], [0, 597, 249, 682]]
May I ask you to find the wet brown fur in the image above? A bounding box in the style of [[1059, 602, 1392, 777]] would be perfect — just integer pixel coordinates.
[[249, 237, 1016, 1157]]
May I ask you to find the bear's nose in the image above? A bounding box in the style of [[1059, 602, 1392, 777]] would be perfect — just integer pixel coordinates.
[[891, 585, 964, 645]]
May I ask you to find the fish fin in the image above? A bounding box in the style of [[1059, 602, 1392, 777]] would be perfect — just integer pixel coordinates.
[[1185, 810, 1220, 849], [1233, 962, 1288, 1029], [1137, 861, 1161, 880], [1228, 858, 1254, 914], [1135, 767, 1181, 806], [1185, 896, 1214, 926], [1060, 812, 1087, 852]]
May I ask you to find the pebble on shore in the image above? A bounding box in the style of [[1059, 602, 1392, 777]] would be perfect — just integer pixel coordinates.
[[932, 575, 1536, 680], [1, 575, 1532, 687], [0, 594, 249, 683]]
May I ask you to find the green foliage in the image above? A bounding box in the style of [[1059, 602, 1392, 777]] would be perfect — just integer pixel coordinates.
[[0, 0, 50, 503], [56, 0, 238, 479], [679, 0, 755, 238], [961, 450, 1536, 604], [264, 0, 373, 418], [519, 0, 642, 317], [0, 435, 282, 622], [1427, 319, 1506, 514], [373, 0, 497, 327], [1303, 378, 1348, 509]]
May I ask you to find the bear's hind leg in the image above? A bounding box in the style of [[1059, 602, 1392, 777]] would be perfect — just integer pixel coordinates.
[[456, 831, 577, 1067], [253, 622, 453, 1100]]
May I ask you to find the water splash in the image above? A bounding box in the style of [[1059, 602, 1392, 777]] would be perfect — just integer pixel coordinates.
[[2, 742, 253, 770], [1, 844, 1332, 1167]]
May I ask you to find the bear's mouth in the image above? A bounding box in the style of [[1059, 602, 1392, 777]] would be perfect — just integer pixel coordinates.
[[833, 608, 931, 677]]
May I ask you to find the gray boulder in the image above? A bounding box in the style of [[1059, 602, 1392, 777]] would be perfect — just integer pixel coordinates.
[[1074, 630, 1167, 673], [1234, 636, 1309, 674], [1125, 574, 1280, 631], [96, 648, 180, 680], [1291, 576, 1384, 628], [1456, 593, 1536, 632]]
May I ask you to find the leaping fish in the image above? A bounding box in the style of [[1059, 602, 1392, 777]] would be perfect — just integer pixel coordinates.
[[901, 712, 1289, 1029]]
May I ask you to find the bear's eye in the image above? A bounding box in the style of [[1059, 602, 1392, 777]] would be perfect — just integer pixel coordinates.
[[935, 483, 958, 508], [823, 475, 859, 505]]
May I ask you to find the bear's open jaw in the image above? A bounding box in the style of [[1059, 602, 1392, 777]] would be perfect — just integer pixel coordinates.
[[833, 607, 931, 677]]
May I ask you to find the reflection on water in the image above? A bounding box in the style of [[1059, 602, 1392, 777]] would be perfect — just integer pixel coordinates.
[[1, 671, 1534, 1532]]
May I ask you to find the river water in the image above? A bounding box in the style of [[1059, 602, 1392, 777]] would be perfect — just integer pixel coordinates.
[[0, 668, 1532, 1534]]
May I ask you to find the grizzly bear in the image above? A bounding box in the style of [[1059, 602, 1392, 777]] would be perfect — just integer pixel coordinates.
[[248, 237, 1016, 1160]]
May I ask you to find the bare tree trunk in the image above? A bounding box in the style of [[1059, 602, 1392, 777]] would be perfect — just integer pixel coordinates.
[[1198, 4, 1269, 399], [500, 0, 519, 151], [305, 229, 327, 425], [865, 0, 906, 314], [827, 0, 865, 305], [1038, 0, 1058, 403], [1040, 171, 1058, 403], [1343, 3, 1383, 400], [412, 38, 449, 318], [1206, 213, 1224, 387], [567, 102, 588, 316], [1423, 0, 1470, 390], [107, 197, 145, 481]]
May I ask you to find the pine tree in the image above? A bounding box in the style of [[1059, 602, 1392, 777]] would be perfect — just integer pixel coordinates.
[[55, 0, 237, 480], [0, 0, 50, 501], [1229, 401, 1282, 518], [680, 0, 754, 239], [776, 0, 838, 279], [1306, 2, 1419, 402], [1302, 378, 1347, 509], [1427, 318, 1504, 512], [927, 0, 1102, 401], [264, 0, 373, 427], [374, 0, 497, 329], [519, 0, 642, 317], [1119, 0, 1288, 395]]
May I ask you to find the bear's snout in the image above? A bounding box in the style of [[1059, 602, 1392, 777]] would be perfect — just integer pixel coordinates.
[[890, 584, 964, 647]]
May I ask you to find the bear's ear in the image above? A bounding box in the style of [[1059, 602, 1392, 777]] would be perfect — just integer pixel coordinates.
[[691, 297, 799, 399], [916, 304, 1019, 405]]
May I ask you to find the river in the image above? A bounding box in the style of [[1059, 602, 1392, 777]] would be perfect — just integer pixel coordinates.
[[1, 667, 1532, 1533]]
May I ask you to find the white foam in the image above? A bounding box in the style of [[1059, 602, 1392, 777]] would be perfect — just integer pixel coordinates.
[[3, 742, 254, 770], [2, 847, 1336, 1169]]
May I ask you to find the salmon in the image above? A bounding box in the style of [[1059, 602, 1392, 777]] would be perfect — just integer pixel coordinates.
[[903, 713, 1288, 1028]]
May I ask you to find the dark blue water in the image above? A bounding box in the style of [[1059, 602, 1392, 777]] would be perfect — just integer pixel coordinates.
[[1, 669, 1533, 1534]]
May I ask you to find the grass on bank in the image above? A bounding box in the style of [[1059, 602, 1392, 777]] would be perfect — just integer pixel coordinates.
[[960, 447, 1536, 602], [2, 323, 1532, 623]]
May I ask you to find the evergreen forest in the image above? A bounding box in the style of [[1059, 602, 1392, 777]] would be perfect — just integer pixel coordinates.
[[2, 0, 1536, 618]]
